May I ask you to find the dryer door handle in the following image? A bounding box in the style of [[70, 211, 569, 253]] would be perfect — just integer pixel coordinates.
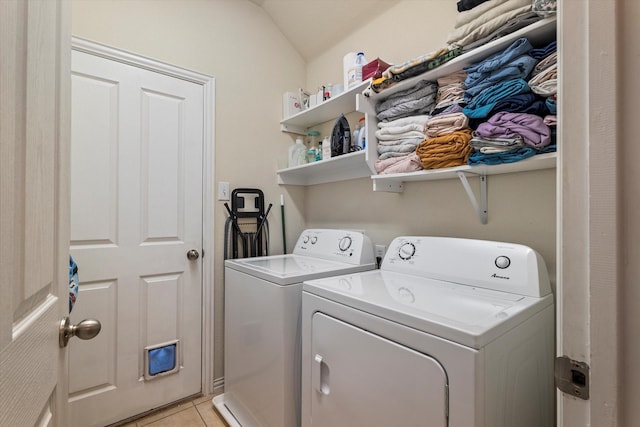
[[313, 354, 330, 395]]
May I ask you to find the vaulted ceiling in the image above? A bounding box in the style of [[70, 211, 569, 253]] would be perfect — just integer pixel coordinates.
[[248, 0, 401, 61]]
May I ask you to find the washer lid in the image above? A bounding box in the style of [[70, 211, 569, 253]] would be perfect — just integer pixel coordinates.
[[303, 269, 553, 348], [226, 254, 375, 285]]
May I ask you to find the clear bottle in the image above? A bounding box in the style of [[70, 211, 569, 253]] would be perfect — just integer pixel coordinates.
[[347, 52, 367, 89], [306, 130, 321, 163], [288, 137, 307, 167]]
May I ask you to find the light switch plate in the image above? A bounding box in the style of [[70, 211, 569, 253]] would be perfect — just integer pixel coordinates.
[[218, 182, 230, 201]]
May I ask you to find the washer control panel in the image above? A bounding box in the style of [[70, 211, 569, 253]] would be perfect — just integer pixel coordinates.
[[381, 236, 551, 298], [293, 229, 374, 265]]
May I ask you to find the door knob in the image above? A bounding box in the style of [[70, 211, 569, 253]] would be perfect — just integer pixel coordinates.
[[187, 249, 200, 261], [59, 317, 101, 348]]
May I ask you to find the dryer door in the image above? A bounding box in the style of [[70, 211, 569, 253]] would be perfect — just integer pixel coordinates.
[[310, 312, 448, 427]]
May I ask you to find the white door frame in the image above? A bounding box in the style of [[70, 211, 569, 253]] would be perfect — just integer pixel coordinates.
[[70, 37, 217, 396], [557, 0, 619, 425]]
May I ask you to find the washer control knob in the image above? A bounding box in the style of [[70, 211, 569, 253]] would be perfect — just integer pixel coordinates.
[[303, 235, 309, 244], [338, 236, 352, 252], [398, 242, 416, 260], [495, 256, 511, 269], [310, 236, 318, 244]]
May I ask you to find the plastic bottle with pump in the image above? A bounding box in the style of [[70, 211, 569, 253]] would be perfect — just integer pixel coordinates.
[[288, 137, 307, 167], [347, 52, 367, 89]]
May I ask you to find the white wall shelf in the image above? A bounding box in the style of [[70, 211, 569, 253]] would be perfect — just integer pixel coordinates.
[[277, 150, 371, 186], [364, 17, 557, 102], [372, 152, 557, 191], [280, 80, 371, 135]]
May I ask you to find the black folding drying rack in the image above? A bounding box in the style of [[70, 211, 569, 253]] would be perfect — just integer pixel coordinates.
[[224, 188, 272, 259]]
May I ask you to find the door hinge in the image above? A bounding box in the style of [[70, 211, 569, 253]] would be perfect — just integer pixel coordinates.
[[555, 355, 590, 400]]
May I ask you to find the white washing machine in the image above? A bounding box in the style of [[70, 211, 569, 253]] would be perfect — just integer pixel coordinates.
[[301, 236, 555, 427], [213, 229, 375, 427]]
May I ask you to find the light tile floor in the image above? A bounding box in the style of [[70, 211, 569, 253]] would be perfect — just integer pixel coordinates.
[[114, 393, 229, 427]]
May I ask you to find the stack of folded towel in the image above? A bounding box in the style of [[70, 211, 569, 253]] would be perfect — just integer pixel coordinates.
[[375, 80, 438, 122], [374, 115, 430, 174], [433, 71, 467, 114], [447, 0, 542, 51], [527, 40, 557, 148], [468, 111, 551, 165]]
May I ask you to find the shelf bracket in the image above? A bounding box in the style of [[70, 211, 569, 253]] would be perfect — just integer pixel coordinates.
[[373, 178, 403, 193], [457, 171, 487, 224], [279, 123, 307, 135]]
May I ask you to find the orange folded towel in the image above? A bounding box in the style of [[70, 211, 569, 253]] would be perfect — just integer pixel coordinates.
[[416, 129, 473, 169]]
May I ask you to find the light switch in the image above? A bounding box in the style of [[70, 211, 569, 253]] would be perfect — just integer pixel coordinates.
[[218, 182, 230, 201]]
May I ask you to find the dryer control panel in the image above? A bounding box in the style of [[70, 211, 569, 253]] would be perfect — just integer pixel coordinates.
[[292, 229, 375, 266], [382, 236, 551, 298]]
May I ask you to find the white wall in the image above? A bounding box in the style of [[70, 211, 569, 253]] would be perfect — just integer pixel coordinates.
[[304, 0, 557, 280], [71, 0, 307, 382]]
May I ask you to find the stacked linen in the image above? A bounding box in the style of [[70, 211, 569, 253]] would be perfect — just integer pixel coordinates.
[[368, 47, 462, 95], [459, 36, 556, 165], [433, 70, 467, 114], [463, 37, 538, 100], [528, 40, 557, 144], [416, 112, 473, 169], [527, 40, 557, 150], [374, 115, 430, 174], [375, 80, 438, 122], [447, 0, 542, 51]]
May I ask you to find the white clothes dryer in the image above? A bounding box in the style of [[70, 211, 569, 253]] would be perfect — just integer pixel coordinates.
[[213, 229, 375, 427], [301, 236, 555, 427]]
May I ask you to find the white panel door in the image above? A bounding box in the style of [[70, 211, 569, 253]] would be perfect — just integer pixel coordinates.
[[309, 313, 448, 427], [68, 48, 204, 427], [0, 0, 71, 426]]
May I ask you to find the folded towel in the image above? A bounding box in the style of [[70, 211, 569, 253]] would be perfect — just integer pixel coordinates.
[[378, 115, 431, 129], [377, 94, 437, 122], [448, 5, 533, 48], [462, 78, 531, 119], [468, 146, 538, 165], [425, 113, 469, 137], [475, 112, 551, 148], [469, 133, 525, 149], [376, 80, 437, 114], [465, 37, 533, 76], [375, 153, 424, 174], [529, 63, 557, 96], [376, 130, 426, 141], [529, 41, 557, 60], [376, 123, 426, 135], [532, 51, 557, 76], [416, 129, 473, 169], [464, 54, 538, 100]]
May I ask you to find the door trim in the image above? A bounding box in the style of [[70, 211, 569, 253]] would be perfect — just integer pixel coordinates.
[[70, 37, 216, 395]]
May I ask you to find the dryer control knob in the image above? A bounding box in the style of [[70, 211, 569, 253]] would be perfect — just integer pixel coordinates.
[[303, 235, 310, 244], [495, 256, 511, 269], [338, 236, 352, 252], [398, 242, 416, 260], [310, 236, 318, 244]]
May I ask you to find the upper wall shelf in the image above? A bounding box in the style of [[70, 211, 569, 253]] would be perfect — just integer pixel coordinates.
[[365, 17, 557, 102], [280, 80, 371, 134]]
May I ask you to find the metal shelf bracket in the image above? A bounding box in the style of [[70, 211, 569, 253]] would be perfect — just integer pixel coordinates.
[[457, 171, 487, 224]]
